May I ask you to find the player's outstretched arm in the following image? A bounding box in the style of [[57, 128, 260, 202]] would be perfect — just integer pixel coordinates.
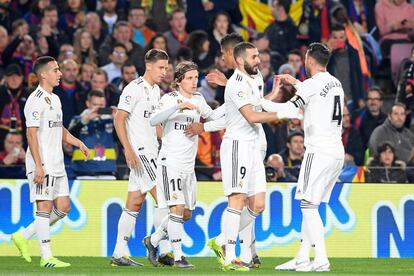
[[239, 104, 278, 123], [114, 109, 140, 170], [27, 127, 44, 184], [150, 101, 196, 126], [261, 99, 302, 119], [62, 128, 90, 160]]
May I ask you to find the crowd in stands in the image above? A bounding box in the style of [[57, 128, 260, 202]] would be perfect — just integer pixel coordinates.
[[0, 0, 413, 184]]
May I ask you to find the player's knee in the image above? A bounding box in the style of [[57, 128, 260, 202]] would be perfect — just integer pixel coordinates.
[[183, 210, 192, 221]]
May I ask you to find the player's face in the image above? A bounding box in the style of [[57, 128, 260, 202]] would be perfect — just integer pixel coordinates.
[[178, 69, 198, 94], [148, 59, 168, 84], [221, 46, 235, 69], [304, 52, 313, 77], [379, 147, 394, 167], [43, 61, 62, 87], [389, 106, 406, 129], [243, 48, 260, 75]]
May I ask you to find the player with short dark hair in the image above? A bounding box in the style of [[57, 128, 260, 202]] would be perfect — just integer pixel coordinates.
[[11, 56, 90, 268], [262, 43, 345, 272]]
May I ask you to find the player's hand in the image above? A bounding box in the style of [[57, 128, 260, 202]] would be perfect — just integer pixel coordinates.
[[277, 74, 298, 86], [266, 75, 282, 101], [125, 148, 141, 170], [34, 165, 45, 185], [206, 69, 227, 86], [184, 122, 204, 137], [78, 142, 90, 161], [178, 102, 197, 111]]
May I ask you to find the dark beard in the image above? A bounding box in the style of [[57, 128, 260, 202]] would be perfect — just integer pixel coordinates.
[[244, 62, 257, 75]]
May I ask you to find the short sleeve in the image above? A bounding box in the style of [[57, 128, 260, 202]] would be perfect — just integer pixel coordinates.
[[200, 97, 214, 119], [228, 82, 252, 109], [117, 82, 142, 113], [24, 97, 42, 128], [293, 80, 316, 107]]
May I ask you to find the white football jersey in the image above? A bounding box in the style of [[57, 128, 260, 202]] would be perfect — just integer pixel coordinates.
[[24, 86, 65, 176], [117, 77, 160, 156], [293, 71, 345, 158], [155, 91, 213, 173], [253, 71, 267, 153], [224, 69, 262, 141]]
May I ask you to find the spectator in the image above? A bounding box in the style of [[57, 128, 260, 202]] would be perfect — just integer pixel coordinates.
[[41, 5, 69, 45], [405, 150, 414, 183], [252, 33, 270, 52], [128, 6, 155, 47], [375, 0, 414, 56], [352, 87, 386, 149], [0, 64, 29, 150], [287, 49, 306, 81], [34, 27, 60, 59], [85, 12, 107, 53], [101, 43, 128, 83], [0, 132, 25, 178], [198, 66, 218, 102], [0, 0, 22, 33], [342, 105, 364, 166], [142, 0, 185, 32], [259, 49, 274, 93], [265, 0, 299, 71], [79, 62, 96, 91], [98, 0, 123, 34], [53, 59, 86, 127], [163, 8, 188, 59], [68, 90, 117, 179], [327, 25, 364, 111], [58, 0, 86, 43], [207, 11, 234, 58], [369, 103, 414, 163], [24, 0, 49, 26], [340, 0, 376, 34], [396, 47, 414, 128], [274, 118, 304, 154], [99, 21, 145, 75], [176, 47, 193, 63], [58, 43, 78, 63], [265, 154, 297, 182], [365, 142, 408, 183], [144, 33, 170, 55], [90, 69, 120, 107], [298, 0, 337, 43], [159, 62, 174, 95], [186, 30, 215, 72], [278, 132, 304, 179], [111, 62, 138, 91], [73, 28, 97, 64]]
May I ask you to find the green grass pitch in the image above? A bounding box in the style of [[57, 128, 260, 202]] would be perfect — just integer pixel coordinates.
[[0, 257, 413, 275]]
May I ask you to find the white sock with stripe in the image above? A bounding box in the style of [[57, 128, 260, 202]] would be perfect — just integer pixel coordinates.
[[301, 202, 328, 264], [112, 208, 138, 259], [151, 213, 169, 247], [223, 207, 241, 265], [239, 207, 259, 263], [35, 211, 52, 259], [168, 214, 184, 261], [153, 207, 170, 255], [251, 222, 257, 257], [22, 207, 67, 239]]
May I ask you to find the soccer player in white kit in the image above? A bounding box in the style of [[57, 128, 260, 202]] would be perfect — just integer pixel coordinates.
[[143, 61, 214, 268], [261, 43, 345, 272], [11, 56, 90, 268], [111, 49, 171, 266]]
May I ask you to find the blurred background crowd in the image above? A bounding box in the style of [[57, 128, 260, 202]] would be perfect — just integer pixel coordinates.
[[0, 0, 413, 183]]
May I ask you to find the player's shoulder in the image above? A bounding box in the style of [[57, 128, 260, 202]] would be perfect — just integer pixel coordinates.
[[27, 89, 45, 103], [123, 77, 144, 91], [166, 91, 179, 97]]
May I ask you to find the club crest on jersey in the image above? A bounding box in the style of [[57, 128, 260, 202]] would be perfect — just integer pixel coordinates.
[[44, 97, 51, 105], [32, 111, 40, 120], [124, 95, 132, 105], [239, 180, 244, 187], [44, 188, 49, 195], [177, 99, 183, 113], [237, 91, 245, 98], [172, 193, 177, 200]]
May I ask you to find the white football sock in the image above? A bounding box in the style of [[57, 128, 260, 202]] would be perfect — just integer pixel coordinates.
[[215, 232, 225, 247], [302, 205, 328, 263], [153, 207, 170, 255], [251, 222, 257, 257], [239, 207, 259, 263], [35, 211, 52, 259], [151, 214, 168, 247], [168, 214, 184, 261], [296, 215, 312, 261], [112, 209, 138, 259], [223, 207, 241, 265], [22, 207, 67, 239]]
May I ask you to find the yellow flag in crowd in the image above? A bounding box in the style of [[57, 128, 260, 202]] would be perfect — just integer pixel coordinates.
[[239, 0, 273, 39]]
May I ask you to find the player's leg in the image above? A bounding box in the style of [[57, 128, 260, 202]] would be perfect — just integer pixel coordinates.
[[149, 186, 173, 266]]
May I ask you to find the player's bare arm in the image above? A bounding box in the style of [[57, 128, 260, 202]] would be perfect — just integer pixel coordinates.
[[206, 69, 227, 87], [114, 109, 140, 170], [62, 127, 90, 160], [26, 127, 44, 185], [239, 104, 278, 124]]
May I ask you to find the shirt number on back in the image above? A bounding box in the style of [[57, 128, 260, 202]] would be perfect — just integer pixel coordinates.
[[332, 95, 342, 126]]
